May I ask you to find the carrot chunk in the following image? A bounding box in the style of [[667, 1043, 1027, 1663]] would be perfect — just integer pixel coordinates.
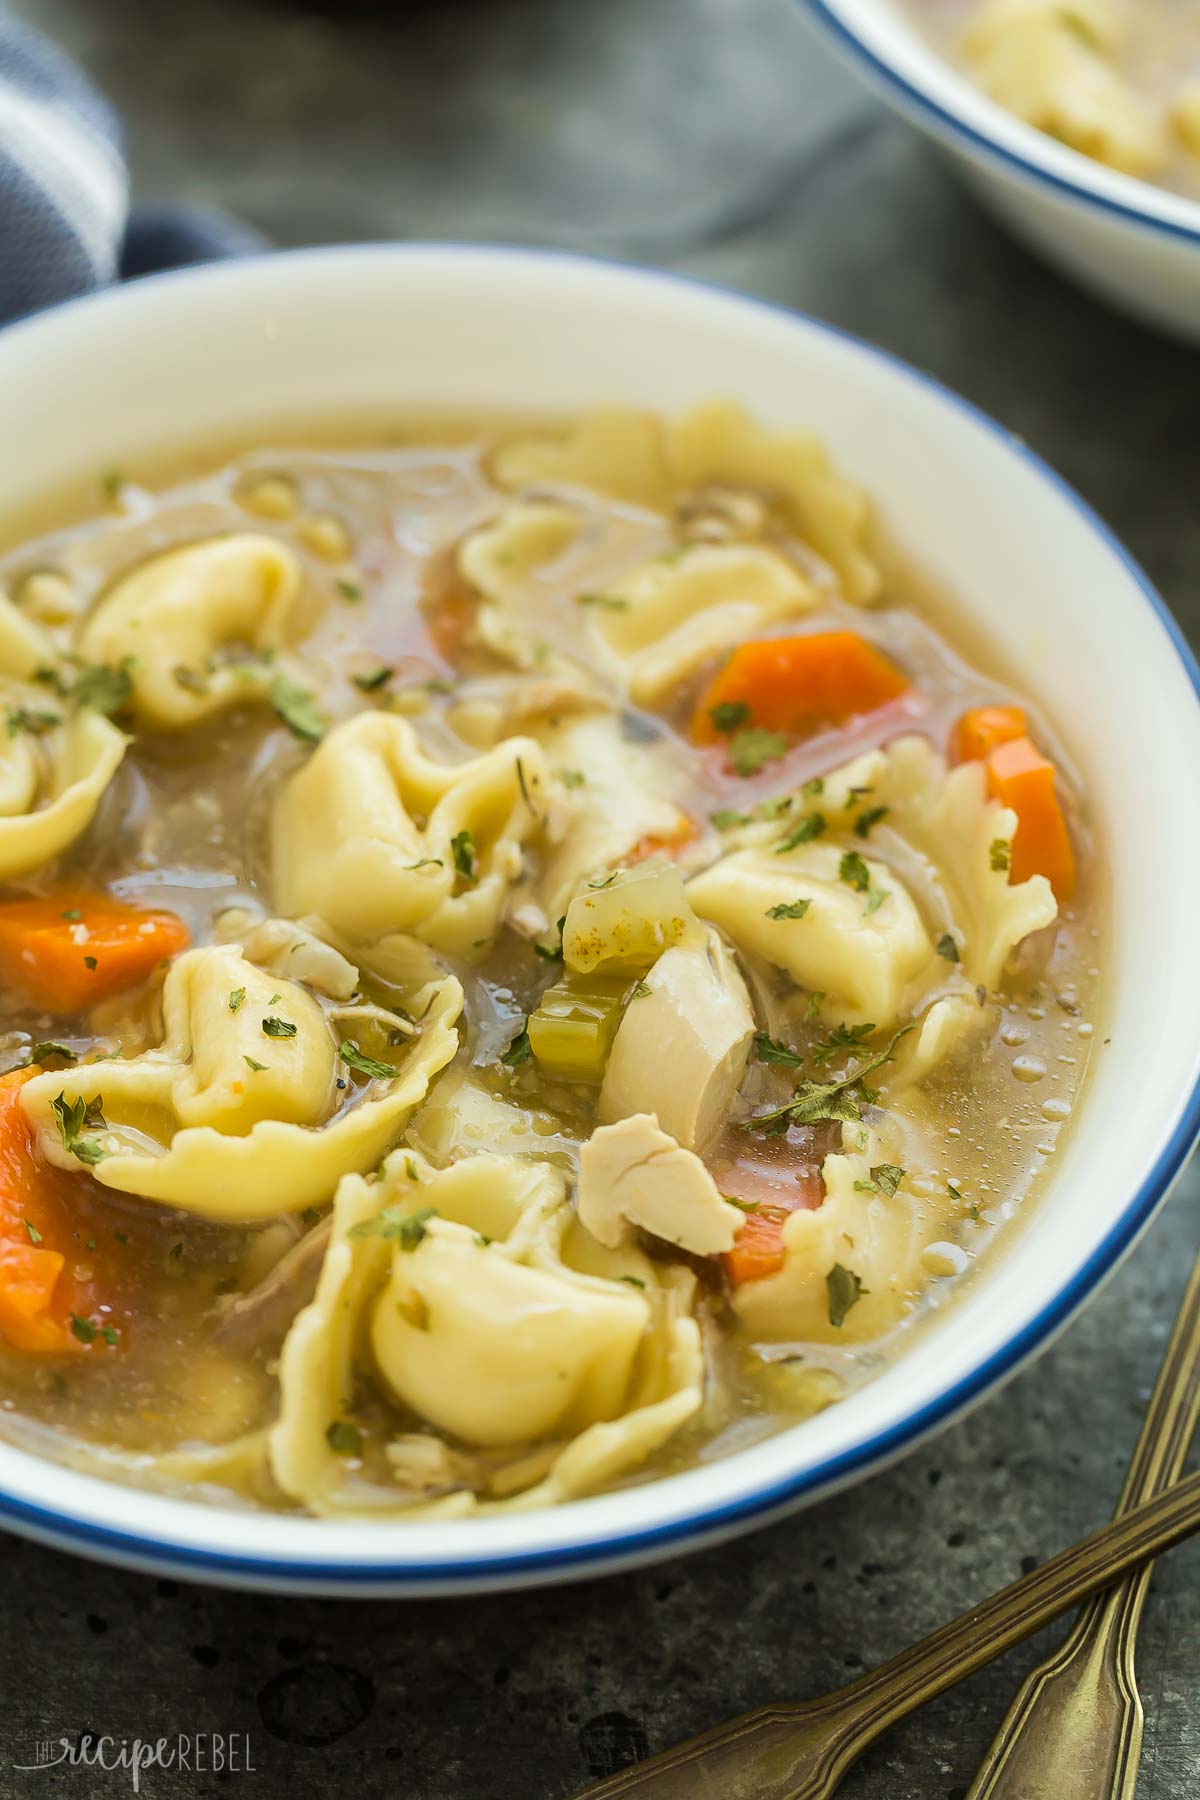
[[692, 632, 908, 747], [721, 1168, 823, 1288], [985, 736, 1076, 901], [625, 815, 699, 865], [0, 892, 190, 1014], [951, 704, 1027, 765], [0, 1068, 102, 1353]]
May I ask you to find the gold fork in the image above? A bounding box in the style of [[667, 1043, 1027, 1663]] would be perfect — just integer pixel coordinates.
[[965, 1248, 1200, 1800], [570, 1254, 1200, 1800]]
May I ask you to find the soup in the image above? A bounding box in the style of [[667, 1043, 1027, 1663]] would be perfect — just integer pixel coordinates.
[[0, 402, 1097, 1517], [906, 0, 1200, 199]]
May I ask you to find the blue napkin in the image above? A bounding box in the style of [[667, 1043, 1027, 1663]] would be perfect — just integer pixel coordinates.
[[0, 9, 264, 327]]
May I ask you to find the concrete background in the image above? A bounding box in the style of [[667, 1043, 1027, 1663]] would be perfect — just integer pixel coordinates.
[[2, 1, 1198, 1795]]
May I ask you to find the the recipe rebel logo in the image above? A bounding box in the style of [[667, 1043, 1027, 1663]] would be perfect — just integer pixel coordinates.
[[10, 1731, 257, 1791]]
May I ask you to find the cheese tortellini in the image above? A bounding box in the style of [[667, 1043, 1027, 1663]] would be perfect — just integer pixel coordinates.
[[270, 1149, 702, 1515], [0, 592, 127, 877], [20, 942, 462, 1220], [272, 712, 551, 960], [77, 533, 302, 728]]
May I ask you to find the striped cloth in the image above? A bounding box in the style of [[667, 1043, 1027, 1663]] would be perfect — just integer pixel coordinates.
[[0, 10, 263, 327]]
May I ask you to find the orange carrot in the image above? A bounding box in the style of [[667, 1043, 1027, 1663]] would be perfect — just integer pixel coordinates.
[[0, 892, 189, 1014], [625, 815, 699, 865], [0, 1068, 104, 1353], [951, 704, 1027, 765], [985, 736, 1076, 900], [721, 1169, 823, 1288], [692, 632, 908, 747]]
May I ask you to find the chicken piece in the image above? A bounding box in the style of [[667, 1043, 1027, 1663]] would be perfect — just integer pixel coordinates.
[[598, 929, 754, 1150], [578, 1113, 742, 1255]]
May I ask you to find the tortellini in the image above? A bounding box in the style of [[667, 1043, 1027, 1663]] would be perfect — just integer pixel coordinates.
[[0, 592, 127, 877], [493, 399, 881, 603], [959, 0, 1167, 177], [692, 736, 1056, 1034], [272, 711, 551, 960], [20, 942, 462, 1221], [732, 1143, 951, 1342], [269, 1149, 702, 1516], [77, 533, 302, 728]]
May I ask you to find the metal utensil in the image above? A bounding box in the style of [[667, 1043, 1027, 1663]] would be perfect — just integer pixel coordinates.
[[568, 1469, 1200, 1800], [966, 1249, 1200, 1799]]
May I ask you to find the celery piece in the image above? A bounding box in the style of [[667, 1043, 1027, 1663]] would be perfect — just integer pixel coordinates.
[[563, 864, 696, 975], [527, 972, 634, 1083]]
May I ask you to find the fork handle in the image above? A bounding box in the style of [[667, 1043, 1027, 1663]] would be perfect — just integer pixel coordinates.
[[571, 1468, 1200, 1800], [964, 1246, 1200, 1800]]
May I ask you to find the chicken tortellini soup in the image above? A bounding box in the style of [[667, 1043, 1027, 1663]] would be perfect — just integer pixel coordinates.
[[0, 403, 1097, 1517], [910, 0, 1200, 196]]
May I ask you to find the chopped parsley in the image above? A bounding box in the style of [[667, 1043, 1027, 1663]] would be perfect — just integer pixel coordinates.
[[620, 1275, 647, 1290], [990, 838, 1011, 872], [709, 700, 751, 734], [6, 707, 61, 737], [451, 828, 477, 883], [826, 1262, 866, 1328], [724, 1194, 760, 1213], [353, 665, 392, 693], [854, 805, 889, 839], [339, 1041, 396, 1081], [24, 1218, 42, 1245], [270, 674, 325, 742], [72, 657, 134, 717], [728, 728, 788, 778], [854, 1163, 905, 1197], [261, 1016, 297, 1039], [559, 768, 586, 789], [325, 1420, 364, 1457], [349, 1204, 437, 1250], [801, 776, 825, 799], [812, 1021, 876, 1067], [69, 1313, 98, 1345], [839, 849, 888, 913], [83, 955, 97, 971], [500, 1025, 532, 1067], [630, 980, 652, 999], [776, 811, 826, 852], [228, 987, 246, 1013], [27, 1041, 76, 1066], [711, 809, 747, 831], [243, 1055, 268, 1072], [336, 580, 363, 602], [404, 857, 443, 871], [171, 664, 209, 694], [754, 1033, 804, 1069], [936, 932, 960, 962], [50, 1091, 110, 1165], [577, 592, 630, 611], [744, 1024, 914, 1135], [533, 915, 566, 963], [765, 899, 812, 921], [804, 990, 825, 1023]]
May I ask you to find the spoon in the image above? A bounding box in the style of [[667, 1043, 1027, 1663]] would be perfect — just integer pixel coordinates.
[[568, 1464, 1200, 1799]]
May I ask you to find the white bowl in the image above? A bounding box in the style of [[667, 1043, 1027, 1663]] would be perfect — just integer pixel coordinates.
[[0, 246, 1198, 1595], [799, 0, 1200, 343]]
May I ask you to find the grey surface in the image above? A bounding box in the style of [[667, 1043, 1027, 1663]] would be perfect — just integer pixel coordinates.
[[2, 0, 1199, 1795]]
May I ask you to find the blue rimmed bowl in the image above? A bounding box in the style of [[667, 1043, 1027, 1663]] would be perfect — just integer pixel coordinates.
[[0, 245, 1198, 1594], [799, 0, 1200, 343]]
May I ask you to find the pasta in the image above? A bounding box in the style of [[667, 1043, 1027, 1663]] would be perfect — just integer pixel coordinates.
[[0, 405, 1096, 1520]]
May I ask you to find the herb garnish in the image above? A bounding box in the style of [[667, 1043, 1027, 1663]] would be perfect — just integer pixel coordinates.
[[27, 1041, 76, 1066], [743, 1024, 914, 1135], [83, 955, 97, 970], [353, 665, 392, 693], [349, 1204, 437, 1250], [72, 657, 134, 717], [24, 1218, 41, 1244], [451, 828, 477, 883], [339, 1041, 396, 1081], [243, 1055, 268, 1072], [812, 1021, 876, 1067], [936, 932, 960, 962], [326, 1420, 364, 1457], [989, 838, 1011, 872], [709, 700, 751, 734], [854, 805, 889, 839], [50, 1092, 109, 1165], [271, 674, 325, 742], [854, 1163, 905, 1197], [228, 987, 246, 1013], [776, 811, 826, 852], [826, 1262, 866, 1328], [839, 849, 888, 913], [559, 768, 585, 789], [500, 1025, 532, 1067], [728, 728, 788, 778], [336, 580, 363, 602], [754, 1033, 803, 1069], [262, 1016, 297, 1039], [577, 592, 630, 611], [6, 707, 60, 737], [765, 899, 812, 921]]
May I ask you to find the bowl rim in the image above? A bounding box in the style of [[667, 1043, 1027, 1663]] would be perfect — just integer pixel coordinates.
[[798, 0, 1200, 247], [1, 242, 1199, 1590]]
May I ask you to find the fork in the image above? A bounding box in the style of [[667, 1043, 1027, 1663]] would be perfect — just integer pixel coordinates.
[[569, 1243, 1200, 1800], [965, 1248, 1200, 1799]]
